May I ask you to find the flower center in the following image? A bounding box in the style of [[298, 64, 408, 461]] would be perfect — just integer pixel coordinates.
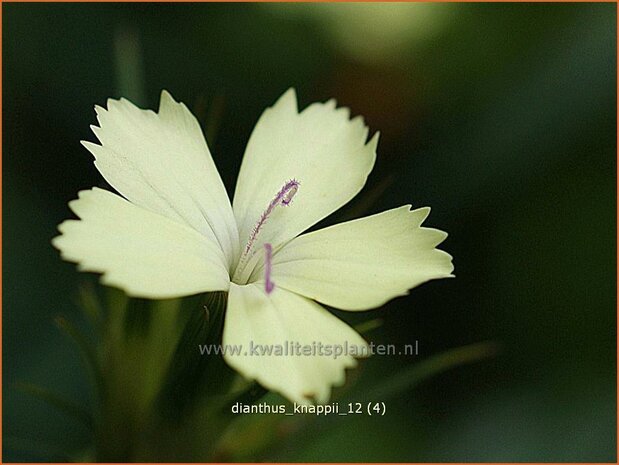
[[232, 179, 299, 285]]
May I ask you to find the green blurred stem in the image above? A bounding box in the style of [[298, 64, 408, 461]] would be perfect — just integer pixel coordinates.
[[363, 341, 500, 402], [113, 25, 146, 106], [54, 315, 103, 398], [13, 382, 93, 429]]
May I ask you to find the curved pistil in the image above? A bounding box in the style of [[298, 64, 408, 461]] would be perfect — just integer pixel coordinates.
[[233, 179, 300, 284]]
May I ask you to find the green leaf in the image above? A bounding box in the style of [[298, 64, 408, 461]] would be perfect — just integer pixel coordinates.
[[354, 318, 383, 334], [156, 291, 236, 421]]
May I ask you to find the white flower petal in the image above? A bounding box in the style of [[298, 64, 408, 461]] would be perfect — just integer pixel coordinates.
[[224, 282, 368, 404], [232, 89, 377, 279], [83, 91, 239, 270], [255, 206, 454, 311], [52, 188, 230, 299]]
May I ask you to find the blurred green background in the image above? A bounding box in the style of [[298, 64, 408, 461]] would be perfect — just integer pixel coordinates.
[[3, 2, 616, 462]]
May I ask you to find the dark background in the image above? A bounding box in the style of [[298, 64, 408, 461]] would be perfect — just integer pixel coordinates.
[[3, 2, 616, 462]]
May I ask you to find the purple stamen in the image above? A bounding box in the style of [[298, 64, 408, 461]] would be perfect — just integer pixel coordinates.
[[264, 243, 274, 294], [243, 179, 300, 256]]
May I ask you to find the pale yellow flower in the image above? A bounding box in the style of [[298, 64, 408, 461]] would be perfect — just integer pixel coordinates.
[[53, 90, 453, 403]]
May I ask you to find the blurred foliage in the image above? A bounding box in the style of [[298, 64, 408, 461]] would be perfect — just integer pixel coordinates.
[[3, 2, 616, 462]]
